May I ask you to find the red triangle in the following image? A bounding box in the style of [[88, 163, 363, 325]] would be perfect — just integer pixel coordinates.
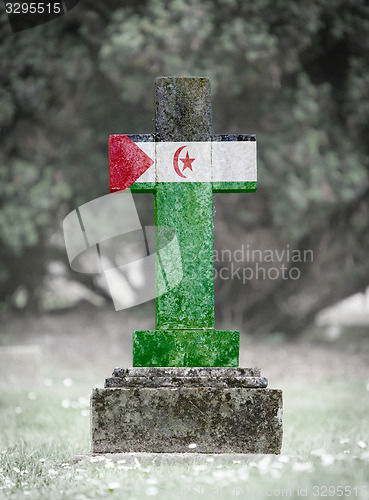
[[109, 135, 154, 192]]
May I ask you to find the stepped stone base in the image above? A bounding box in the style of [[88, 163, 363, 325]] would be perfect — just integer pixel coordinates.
[[91, 367, 283, 454]]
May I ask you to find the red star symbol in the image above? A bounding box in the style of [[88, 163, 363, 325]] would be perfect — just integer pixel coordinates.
[[180, 151, 195, 172]]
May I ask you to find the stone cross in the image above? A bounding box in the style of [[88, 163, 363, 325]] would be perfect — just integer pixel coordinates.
[[109, 77, 257, 367]]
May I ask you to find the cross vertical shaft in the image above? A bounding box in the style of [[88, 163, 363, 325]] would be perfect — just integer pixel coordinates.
[[154, 77, 214, 330]]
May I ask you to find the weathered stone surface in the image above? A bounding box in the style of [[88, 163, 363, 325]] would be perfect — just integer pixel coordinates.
[[112, 367, 261, 377], [107, 367, 266, 388], [133, 330, 239, 367], [155, 77, 212, 142], [105, 376, 268, 388], [91, 386, 283, 454]]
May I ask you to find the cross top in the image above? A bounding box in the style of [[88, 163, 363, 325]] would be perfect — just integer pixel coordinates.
[[109, 77, 257, 367]]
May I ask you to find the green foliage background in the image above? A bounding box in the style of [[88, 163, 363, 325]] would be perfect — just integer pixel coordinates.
[[0, 0, 368, 333]]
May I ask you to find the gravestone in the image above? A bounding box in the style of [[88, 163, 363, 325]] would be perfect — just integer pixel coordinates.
[[91, 77, 283, 453]]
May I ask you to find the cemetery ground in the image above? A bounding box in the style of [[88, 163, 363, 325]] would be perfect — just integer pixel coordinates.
[[1, 305, 369, 499]]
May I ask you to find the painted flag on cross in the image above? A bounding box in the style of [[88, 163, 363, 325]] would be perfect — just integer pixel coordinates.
[[109, 135, 257, 192]]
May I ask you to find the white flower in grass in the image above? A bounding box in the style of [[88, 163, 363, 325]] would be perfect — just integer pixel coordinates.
[[61, 400, 70, 409], [78, 396, 89, 406], [63, 378, 73, 387], [27, 392, 37, 400], [48, 469, 58, 477], [271, 468, 281, 479], [238, 468, 249, 481], [272, 461, 283, 470], [108, 482, 121, 491], [193, 464, 207, 472], [146, 486, 158, 496], [256, 455, 272, 473], [15, 407, 22, 414], [212, 469, 227, 479], [292, 462, 314, 472], [358, 440, 367, 449], [104, 462, 114, 469], [336, 453, 349, 460], [339, 438, 349, 445], [188, 443, 197, 449], [311, 449, 325, 457], [4, 477, 14, 487], [321, 454, 335, 467]]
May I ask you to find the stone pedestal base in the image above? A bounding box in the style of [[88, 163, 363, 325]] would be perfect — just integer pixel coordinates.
[[91, 368, 283, 454]]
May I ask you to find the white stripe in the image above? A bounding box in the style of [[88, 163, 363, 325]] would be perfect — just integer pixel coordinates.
[[156, 141, 211, 182], [212, 141, 257, 182], [134, 140, 257, 183]]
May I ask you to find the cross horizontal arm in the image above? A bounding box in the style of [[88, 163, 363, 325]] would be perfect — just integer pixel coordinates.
[[111, 133, 257, 194]]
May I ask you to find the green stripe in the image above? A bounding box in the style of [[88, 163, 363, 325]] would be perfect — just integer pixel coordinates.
[[130, 182, 156, 193], [131, 181, 257, 193], [213, 181, 257, 193], [155, 182, 215, 330]]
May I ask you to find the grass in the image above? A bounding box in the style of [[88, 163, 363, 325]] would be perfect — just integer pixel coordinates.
[[1, 377, 369, 499]]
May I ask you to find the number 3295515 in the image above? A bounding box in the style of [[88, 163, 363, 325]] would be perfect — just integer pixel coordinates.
[[5, 3, 62, 14]]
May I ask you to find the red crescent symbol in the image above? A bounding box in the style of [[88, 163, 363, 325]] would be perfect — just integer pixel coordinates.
[[173, 146, 187, 178]]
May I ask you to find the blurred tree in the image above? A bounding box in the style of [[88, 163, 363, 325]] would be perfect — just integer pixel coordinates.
[[0, 0, 368, 334]]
